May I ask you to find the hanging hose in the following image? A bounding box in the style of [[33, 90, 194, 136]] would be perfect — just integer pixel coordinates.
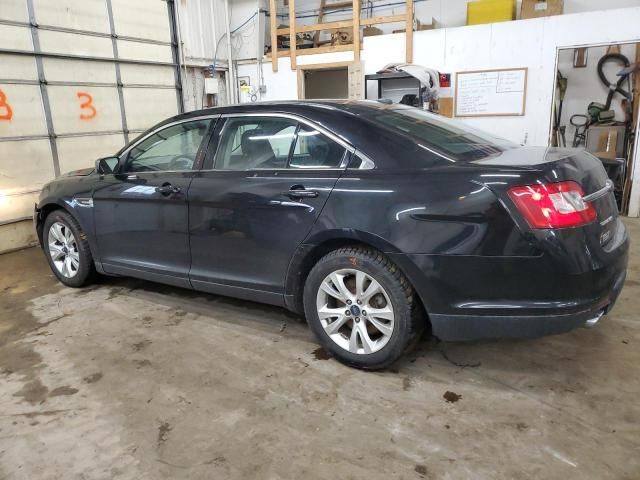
[[597, 53, 632, 110]]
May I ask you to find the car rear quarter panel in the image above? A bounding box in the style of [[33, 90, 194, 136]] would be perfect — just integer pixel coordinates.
[[312, 168, 536, 256], [305, 167, 540, 314]]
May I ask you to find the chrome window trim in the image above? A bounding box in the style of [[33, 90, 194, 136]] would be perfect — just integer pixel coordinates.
[[117, 115, 220, 172]]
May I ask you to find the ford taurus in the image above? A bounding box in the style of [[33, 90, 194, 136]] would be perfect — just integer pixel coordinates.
[[34, 101, 629, 369]]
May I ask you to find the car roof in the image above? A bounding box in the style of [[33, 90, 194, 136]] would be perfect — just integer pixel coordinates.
[[169, 99, 411, 122]]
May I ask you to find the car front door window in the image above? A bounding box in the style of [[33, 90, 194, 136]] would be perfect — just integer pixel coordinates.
[[124, 119, 212, 173]]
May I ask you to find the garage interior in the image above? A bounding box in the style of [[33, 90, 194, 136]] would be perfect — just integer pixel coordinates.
[[1, 0, 640, 478]]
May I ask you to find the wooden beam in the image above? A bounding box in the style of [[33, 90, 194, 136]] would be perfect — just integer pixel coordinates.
[[314, 0, 326, 47], [360, 14, 405, 26], [353, 0, 360, 62], [621, 42, 640, 213], [297, 67, 305, 99], [298, 61, 353, 71], [289, 0, 296, 69], [405, 0, 413, 63], [269, 0, 278, 72], [323, 0, 352, 9], [265, 43, 354, 59], [277, 19, 354, 35]]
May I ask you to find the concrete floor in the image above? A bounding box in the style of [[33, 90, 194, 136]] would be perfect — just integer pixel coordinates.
[[0, 222, 639, 480]]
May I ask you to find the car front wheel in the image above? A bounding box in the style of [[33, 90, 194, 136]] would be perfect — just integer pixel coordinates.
[[304, 247, 424, 370], [43, 210, 95, 287]]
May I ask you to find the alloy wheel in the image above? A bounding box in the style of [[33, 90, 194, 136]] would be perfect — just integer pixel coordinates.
[[316, 268, 395, 354], [48, 222, 80, 278]]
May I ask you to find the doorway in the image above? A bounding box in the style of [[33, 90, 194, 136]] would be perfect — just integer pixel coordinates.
[[304, 68, 348, 99], [297, 62, 363, 100]]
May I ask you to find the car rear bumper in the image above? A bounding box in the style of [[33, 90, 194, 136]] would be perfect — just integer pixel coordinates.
[[389, 219, 629, 341], [428, 268, 625, 341]]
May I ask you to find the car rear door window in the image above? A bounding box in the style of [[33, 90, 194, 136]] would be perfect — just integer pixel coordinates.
[[214, 117, 297, 170], [124, 119, 212, 172], [289, 124, 346, 169]]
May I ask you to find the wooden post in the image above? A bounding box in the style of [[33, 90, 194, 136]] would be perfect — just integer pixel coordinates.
[[289, 0, 297, 69], [353, 0, 360, 62], [405, 0, 413, 63], [269, 0, 278, 72]]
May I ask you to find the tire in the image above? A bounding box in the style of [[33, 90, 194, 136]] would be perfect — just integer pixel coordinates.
[[43, 209, 95, 287], [304, 247, 424, 370]]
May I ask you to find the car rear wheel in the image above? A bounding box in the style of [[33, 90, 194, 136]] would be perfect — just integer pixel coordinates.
[[304, 247, 424, 370], [43, 210, 95, 287]]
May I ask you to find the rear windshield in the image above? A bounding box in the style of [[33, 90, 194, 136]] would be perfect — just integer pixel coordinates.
[[368, 106, 517, 162]]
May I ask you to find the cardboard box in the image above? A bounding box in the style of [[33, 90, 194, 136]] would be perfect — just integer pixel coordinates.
[[438, 97, 454, 118], [521, 0, 564, 19], [586, 126, 626, 160], [467, 0, 516, 25]]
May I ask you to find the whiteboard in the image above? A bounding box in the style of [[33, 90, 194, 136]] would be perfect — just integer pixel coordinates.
[[454, 68, 527, 117]]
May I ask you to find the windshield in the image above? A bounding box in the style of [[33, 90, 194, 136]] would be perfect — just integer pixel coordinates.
[[368, 106, 518, 162]]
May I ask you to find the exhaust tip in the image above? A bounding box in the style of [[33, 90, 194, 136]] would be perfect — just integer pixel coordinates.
[[584, 311, 604, 328]]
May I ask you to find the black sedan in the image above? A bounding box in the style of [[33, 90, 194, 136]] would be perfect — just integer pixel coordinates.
[[34, 101, 629, 369]]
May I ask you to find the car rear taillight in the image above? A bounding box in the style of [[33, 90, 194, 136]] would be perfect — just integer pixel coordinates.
[[508, 181, 596, 229]]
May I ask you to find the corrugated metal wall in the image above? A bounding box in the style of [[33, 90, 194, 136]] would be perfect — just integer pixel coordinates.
[[0, 0, 183, 243]]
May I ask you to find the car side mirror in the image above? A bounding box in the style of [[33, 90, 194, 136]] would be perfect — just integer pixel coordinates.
[[95, 156, 119, 175]]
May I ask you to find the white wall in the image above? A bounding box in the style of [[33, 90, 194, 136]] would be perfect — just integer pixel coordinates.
[[229, 0, 264, 60], [178, 0, 262, 65], [177, 0, 225, 65]]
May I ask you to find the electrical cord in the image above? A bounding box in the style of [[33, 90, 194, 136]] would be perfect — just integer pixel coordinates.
[[597, 53, 632, 110], [212, 11, 262, 74]]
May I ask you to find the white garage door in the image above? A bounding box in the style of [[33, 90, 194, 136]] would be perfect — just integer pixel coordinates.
[[0, 0, 182, 225]]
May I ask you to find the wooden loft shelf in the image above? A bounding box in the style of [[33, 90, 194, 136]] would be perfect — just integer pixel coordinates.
[[276, 19, 354, 35], [266, 43, 355, 59], [268, 0, 413, 72], [360, 14, 405, 26], [323, 1, 353, 9], [276, 14, 407, 35]]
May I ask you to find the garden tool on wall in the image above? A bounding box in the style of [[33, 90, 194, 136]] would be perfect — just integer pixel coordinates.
[[578, 53, 634, 131], [570, 114, 589, 148], [587, 102, 615, 124]]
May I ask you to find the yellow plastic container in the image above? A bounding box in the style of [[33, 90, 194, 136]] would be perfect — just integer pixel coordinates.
[[467, 0, 516, 25]]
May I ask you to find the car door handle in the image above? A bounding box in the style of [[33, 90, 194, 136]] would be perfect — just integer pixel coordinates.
[[283, 188, 318, 199], [155, 184, 181, 195]]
